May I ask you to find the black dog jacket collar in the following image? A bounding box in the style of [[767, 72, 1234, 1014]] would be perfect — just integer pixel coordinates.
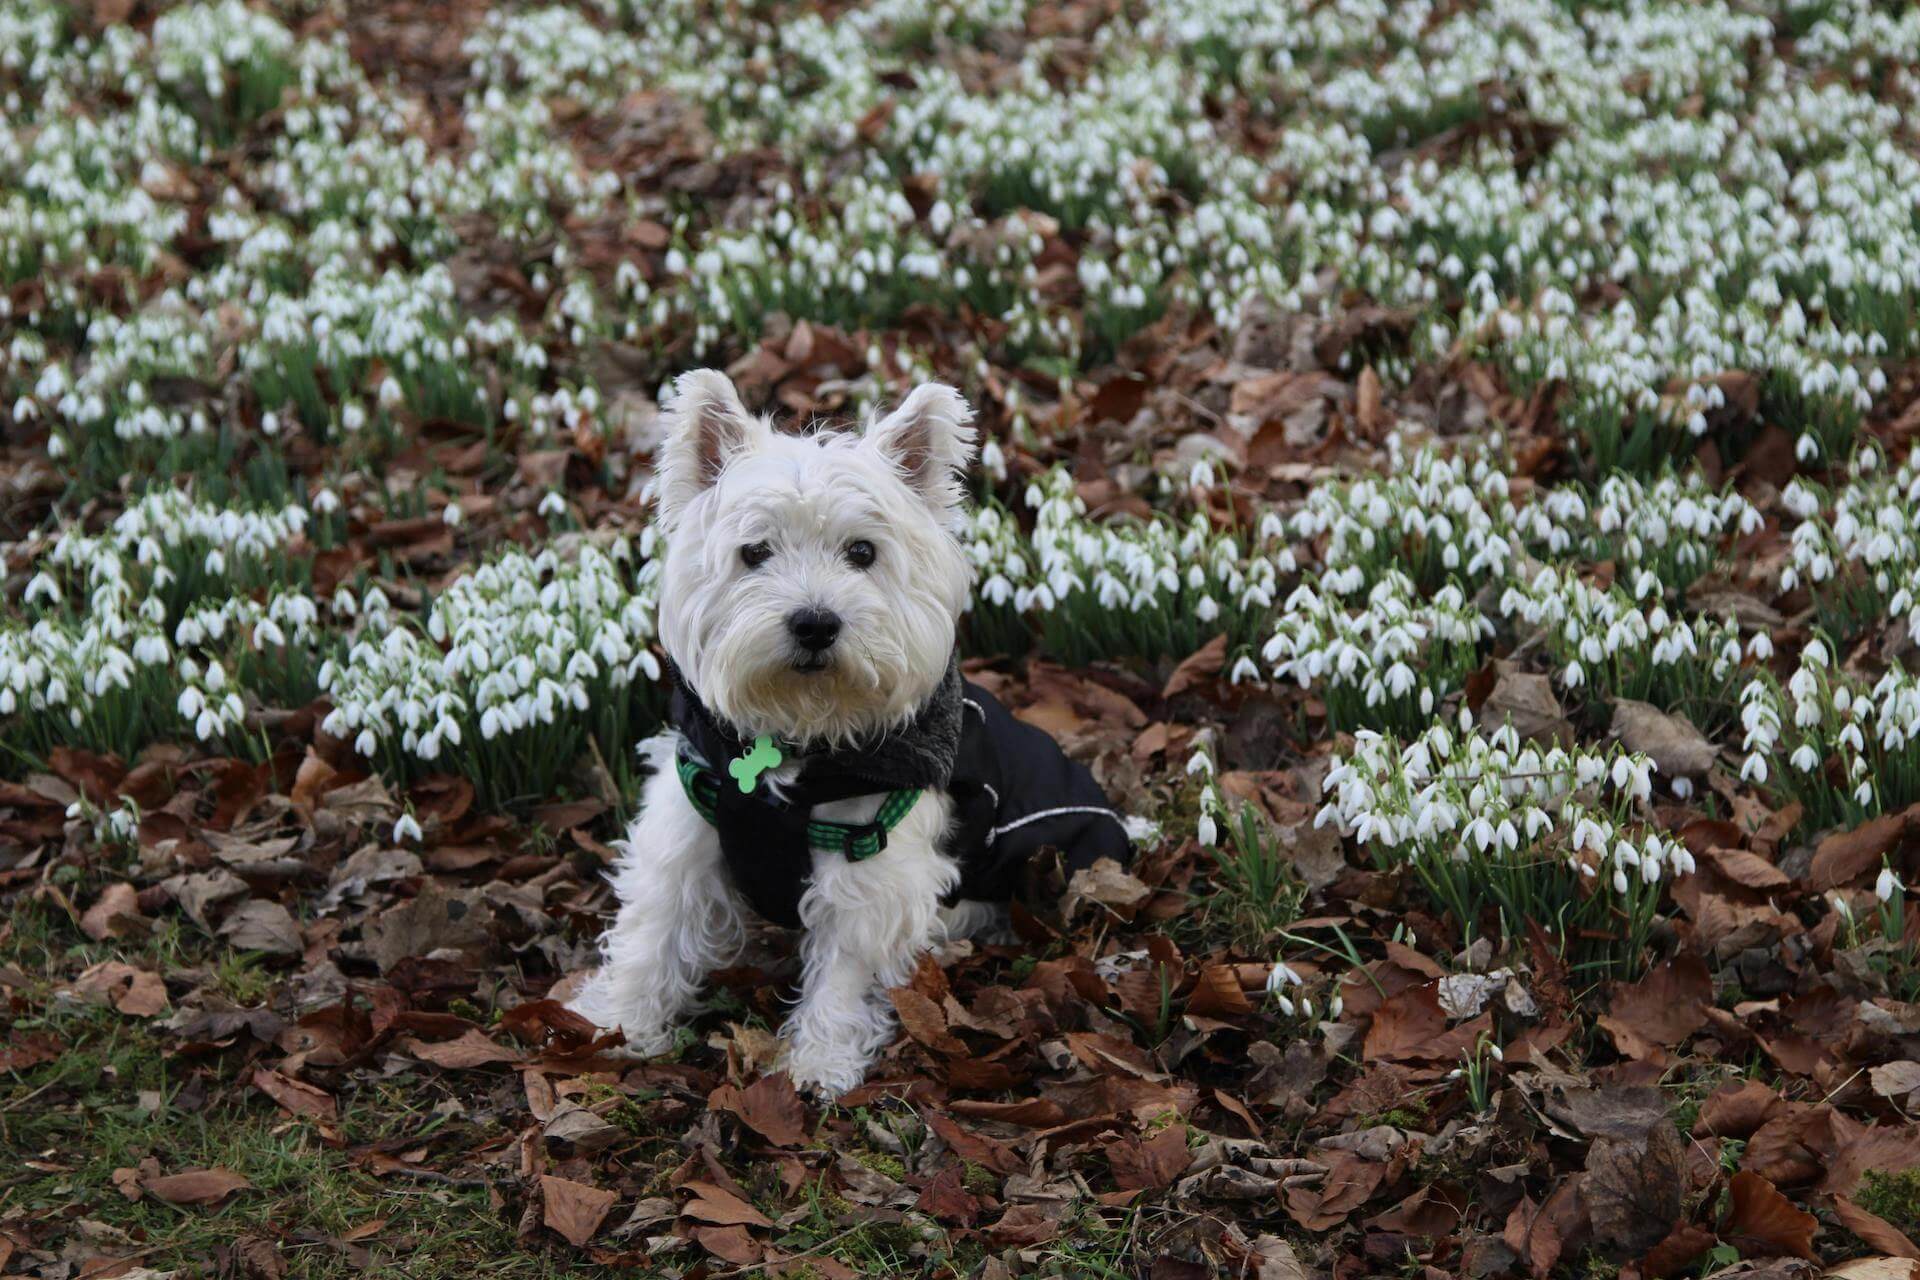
[[668, 659, 1133, 927]]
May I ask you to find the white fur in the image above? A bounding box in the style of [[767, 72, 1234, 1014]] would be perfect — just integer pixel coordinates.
[[571, 370, 987, 1096], [567, 734, 745, 1054]]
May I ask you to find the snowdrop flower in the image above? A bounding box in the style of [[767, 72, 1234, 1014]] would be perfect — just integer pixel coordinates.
[[1266, 963, 1304, 994]]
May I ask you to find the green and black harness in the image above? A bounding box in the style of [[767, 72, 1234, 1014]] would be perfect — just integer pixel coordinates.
[[667, 658, 1133, 928]]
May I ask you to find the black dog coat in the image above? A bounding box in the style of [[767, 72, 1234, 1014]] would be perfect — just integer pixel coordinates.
[[668, 659, 1132, 926]]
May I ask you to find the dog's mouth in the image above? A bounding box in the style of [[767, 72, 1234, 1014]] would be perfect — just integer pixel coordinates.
[[790, 653, 832, 675]]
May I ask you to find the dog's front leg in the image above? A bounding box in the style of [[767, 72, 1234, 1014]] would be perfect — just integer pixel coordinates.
[[568, 736, 744, 1055], [785, 794, 959, 1097]]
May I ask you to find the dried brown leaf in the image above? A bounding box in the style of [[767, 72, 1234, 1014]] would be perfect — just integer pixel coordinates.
[[1810, 805, 1920, 891], [541, 1175, 618, 1247], [708, 1072, 810, 1148], [145, 1167, 251, 1206], [1599, 954, 1711, 1060], [1611, 699, 1718, 776], [1723, 1170, 1817, 1259], [252, 1067, 336, 1120], [1107, 1123, 1192, 1191], [1585, 1123, 1686, 1253], [79, 883, 145, 941], [1833, 1197, 1920, 1260], [679, 1179, 772, 1229]]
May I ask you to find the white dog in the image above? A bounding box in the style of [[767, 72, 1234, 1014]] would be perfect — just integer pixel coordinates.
[[569, 370, 1129, 1095]]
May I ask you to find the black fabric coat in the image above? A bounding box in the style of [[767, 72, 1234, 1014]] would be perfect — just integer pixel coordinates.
[[670, 662, 1132, 927]]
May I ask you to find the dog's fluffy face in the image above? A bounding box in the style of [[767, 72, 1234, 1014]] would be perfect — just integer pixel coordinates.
[[654, 371, 977, 745]]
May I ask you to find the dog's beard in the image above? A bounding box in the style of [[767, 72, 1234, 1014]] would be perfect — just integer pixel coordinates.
[[698, 618, 934, 746]]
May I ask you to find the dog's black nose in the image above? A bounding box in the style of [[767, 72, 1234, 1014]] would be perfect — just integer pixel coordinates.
[[787, 607, 842, 652]]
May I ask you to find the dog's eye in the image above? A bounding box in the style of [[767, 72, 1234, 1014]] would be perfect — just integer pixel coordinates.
[[740, 541, 773, 569], [845, 539, 876, 570]]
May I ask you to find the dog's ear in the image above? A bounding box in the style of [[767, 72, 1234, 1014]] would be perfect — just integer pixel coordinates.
[[657, 369, 767, 526], [866, 383, 977, 515]]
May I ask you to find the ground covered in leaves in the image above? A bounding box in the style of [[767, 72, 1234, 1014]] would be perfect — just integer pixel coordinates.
[[5, 0, 1920, 1277]]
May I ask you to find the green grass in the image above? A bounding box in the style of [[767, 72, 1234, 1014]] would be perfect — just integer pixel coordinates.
[[1855, 1168, 1920, 1234], [1202, 805, 1311, 950], [0, 1001, 590, 1278], [0, 890, 601, 1279]]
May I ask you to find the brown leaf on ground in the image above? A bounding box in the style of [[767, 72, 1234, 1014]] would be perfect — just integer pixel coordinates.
[[1585, 1122, 1686, 1253], [890, 986, 967, 1055], [1870, 1061, 1920, 1107], [233, 1233, 287, 1279], [1744, 1108, 1835, 1186], [985, 1202, 1064, 1247], [679, 1180, 772, 1229], [1162, 634, 1228, 699], [542, 1104, 621, 1155], [1480, 663, 1573, 744], [219, 899, 304, 956], [1642, 1223, 1718, 1279], [1107, 1123, 1192, 1191], [1363, 1184, 1460, 1239], [1362, 982, 1445, 1060], [1723, 1171, 1817, 1259], [1064, 859, 1152, 920], [66, 960, 168, 1017], [1699, 844, 1792, 891], [251, 1067, 336, 1120], [0, 1033, 61, 1072], [1611, 699, 1718, 776], [79, 883, 146, 941], [1282, 1150, 1383, 1231], [708, 1072, 810, 1147], [541, 1175, 618, 1247], [144, 1167, 252, 1206], [1833, 1197, 1920, 1259], [49, 745, 124, 804], [1187, 964, 1254, 1018], [1599, 954, 1711, 1060], [1823, 1122, 1920, 1198], [401, 1028, 525, 1069], [1553, 1085, 1668, 1142], [1810, 805, 1920, 890], [923, 1109, 1023, 1174], [498, 999, 599, 1051], [1505, 1191, 1567, 1279], [1826, 1261, 1920, 1280], [1363, 982, 1491, 1063], [1695, 1079, 1786, 1138], [1065, 1030, 1168, 1080], [363, 879, 494, 973], [693, 1224, 762, 1264], [915, 1166, 984, 1225], [111, 1164, 146, 1200]]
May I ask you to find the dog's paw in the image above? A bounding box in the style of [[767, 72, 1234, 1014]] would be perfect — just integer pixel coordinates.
[[784, 1044, 871, 1099], [566, 999, 675, 1058]]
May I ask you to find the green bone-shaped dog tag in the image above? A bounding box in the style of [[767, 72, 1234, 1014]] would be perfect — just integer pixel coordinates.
[[728, 735, 783, 793]]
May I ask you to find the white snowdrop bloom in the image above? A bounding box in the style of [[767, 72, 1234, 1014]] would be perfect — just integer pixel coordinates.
[[394, 812, 424, 843], [320, 537, 660, 770], [1878, 866, 1900, 902]]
